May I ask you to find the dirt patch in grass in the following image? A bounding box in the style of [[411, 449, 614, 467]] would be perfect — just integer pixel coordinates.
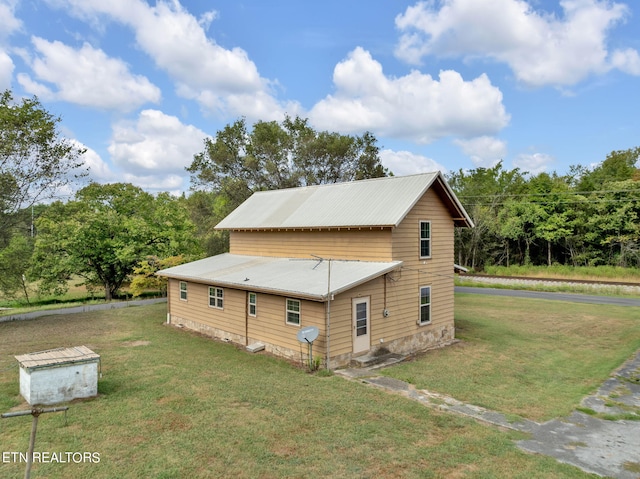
[[122, 340, 151, 347]]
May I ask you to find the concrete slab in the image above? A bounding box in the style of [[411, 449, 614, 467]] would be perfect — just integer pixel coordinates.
[[518, 412, 640, 479]]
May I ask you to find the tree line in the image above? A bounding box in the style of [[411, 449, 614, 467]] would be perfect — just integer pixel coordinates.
[[1, 89, 638, 303], [449, 149, 640, 270]]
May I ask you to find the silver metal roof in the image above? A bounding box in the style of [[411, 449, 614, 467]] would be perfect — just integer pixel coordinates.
[[215, 172, 473, 230], [157, 253, 402, 301]]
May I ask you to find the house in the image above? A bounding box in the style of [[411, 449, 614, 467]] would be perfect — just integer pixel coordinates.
[[157, 172, 473, 368]]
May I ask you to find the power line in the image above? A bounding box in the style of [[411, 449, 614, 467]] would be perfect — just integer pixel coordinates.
[[463, 197, 640, 207], [457, 188, 640, 199]]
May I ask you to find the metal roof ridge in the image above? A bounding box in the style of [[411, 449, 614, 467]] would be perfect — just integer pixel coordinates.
[[249, 171, 440, 195]]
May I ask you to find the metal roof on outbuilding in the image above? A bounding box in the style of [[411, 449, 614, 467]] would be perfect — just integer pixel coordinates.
[[157, 253, 402, 301], [215, 172, 473, 230]]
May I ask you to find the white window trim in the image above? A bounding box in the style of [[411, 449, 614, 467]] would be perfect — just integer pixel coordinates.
[[419, 285, 432, 325], [248, 292, 257, 317], [208, 287, 224, 310], [179, 281, 187, 301], [286, 298, 301, 326], [419, 220, 431, 259]]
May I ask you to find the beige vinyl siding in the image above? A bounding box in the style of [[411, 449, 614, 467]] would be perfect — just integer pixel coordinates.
[[230, 229, 393, 261], [168, 279, 328, 356], [328, 276, 386, 357], [247, 295, 326, 355], [168, 279, 246, 337], [390, 187, 455, 330]]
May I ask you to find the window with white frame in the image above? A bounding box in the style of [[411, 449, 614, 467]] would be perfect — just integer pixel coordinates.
[[248, 292, 257, 316], [286, 299, 300, 325], [420, 221, 431, 258], [419, 286, 431, 325], [209, 287, 224, 309], [179, 281, 187, 301]]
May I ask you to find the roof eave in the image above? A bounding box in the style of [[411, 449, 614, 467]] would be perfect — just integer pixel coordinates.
[[158, 260, 403, 302], [329, 261, 403, 298], [158, 272, 327, 301], [214, 225, 396, 232]]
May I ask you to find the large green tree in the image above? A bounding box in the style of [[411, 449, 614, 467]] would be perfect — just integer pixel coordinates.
[[185, 190, 230, 256], [582, 179, 640, 267], [447, 162, 527, 269], [527, 173, 575, 266], [577, 147, 640, 191], [0, 233, 34, 302], [0, 90, 86, 244], [31, 183, 201, 300], [187, 116, 388, 210]]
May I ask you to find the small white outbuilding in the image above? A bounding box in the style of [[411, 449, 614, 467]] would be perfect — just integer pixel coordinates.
[[15, 346, 100, 406]]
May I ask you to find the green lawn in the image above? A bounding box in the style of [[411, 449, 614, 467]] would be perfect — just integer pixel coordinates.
[[481, 264, 640, 283], [0, 301, 604, 478], [383, 294, 640, 421]]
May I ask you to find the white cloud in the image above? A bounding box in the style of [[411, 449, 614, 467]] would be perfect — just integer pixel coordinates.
[[380, 149, 447, 176], [455, 136, 507, 167], [513, 152, 554, 174], [0, 0, 21, 40], [0, 0, 21, 90], [198, 9, 218, 31], [395, 0, 638, 87], [50, 0, 296, 119], [120, 172, 185, 195], [18, 37, 160, 111], [191, 88, 303, 122], [68, 134, 190, 193], [610, 48, 640, 75], [309, 47, 509, 143], [108, 109, 208, 181], [0, 50, 13, 91], [77, 142, 115, 183]]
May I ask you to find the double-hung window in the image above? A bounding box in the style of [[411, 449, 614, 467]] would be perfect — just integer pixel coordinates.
[[286, 299, 300, 325], [420, 221, 431, 258], [179, 281, 187, 301], [248, 292, 257, 317], [419, 286, 431, 325], [209, 287, 224, 309]]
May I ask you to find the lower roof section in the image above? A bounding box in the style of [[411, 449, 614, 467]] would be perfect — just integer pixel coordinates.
[[157, 253, 403, 301]]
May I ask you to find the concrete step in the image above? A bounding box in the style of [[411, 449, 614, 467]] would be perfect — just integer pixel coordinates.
[[350, 352, 405, 369]]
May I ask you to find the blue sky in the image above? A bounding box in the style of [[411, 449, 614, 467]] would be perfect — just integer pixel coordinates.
[[1, 0, 640, 194]]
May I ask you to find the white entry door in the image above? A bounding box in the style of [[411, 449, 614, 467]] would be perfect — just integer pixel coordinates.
[[352, 297, 370, 354]]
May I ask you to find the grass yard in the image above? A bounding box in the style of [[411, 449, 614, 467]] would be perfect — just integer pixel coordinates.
[[481, 265, 640, 283], [0, 303, 597, 478], [383, 294, 640, 421]]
